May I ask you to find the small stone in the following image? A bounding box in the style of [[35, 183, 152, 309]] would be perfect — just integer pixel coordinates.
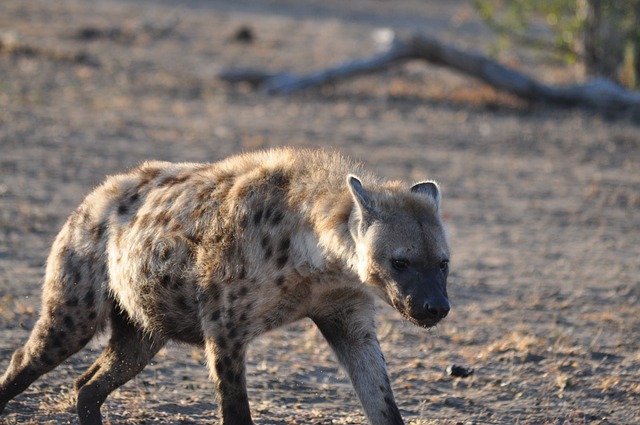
[[521, 351, 545, 363], [232, 26, 255, 43], [446, 364, 474, 378]]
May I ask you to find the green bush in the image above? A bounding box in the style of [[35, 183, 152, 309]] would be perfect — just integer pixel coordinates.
[[473, 0, 639, 88]]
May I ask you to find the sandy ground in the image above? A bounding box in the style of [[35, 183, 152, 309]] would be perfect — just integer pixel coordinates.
[[1, 0, 639, 424]]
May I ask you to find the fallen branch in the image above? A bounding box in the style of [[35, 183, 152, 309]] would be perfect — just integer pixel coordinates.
[[219, 31, 640, 112]]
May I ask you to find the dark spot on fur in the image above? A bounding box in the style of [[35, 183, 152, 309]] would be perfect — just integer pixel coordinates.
[[275, 276, 285, 286], [216, 171, 234, 185], [278, 238, 290, 251], [80, 210, 91, 224], [67, 212, 79, 229], [271, 170, 290, 189], [271, 210, 284, 225], [211, 310, 221, 322], [381, 410, 388, 418], [275, 254, 288, 269], [177, 296, 188, 311], [84, 289, 95, 307], [253, 209, 263, 225], [222, 356, 232, 368], [245, 300, 254, 310], [186, 233, 202, 245], [171, 221, 182, 233], [216, 335, 227, 350], [238, 286, 248, 297], [63, 315, 75, 330], [171, 279, 183, 291], [239, 312, 247, 322], [88, 311, 97, 320], [228, 291, 238, 304], [74, 268, 83, 285], [65, 297, 79, 307], [263, 206, 273, 222], [158, 174, 189, 187], [117, 203, 129, 215], [264, 246, 273, 260], [196, 188, 212, 203], [228, 326, 238, 340], [137, 167, 161, 190], [91, 222, 107, 242], [156, 211, 172, 226], [160, 274, 172, 288]]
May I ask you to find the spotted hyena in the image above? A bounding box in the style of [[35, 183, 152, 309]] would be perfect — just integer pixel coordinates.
[[0, 148, 450, 425]]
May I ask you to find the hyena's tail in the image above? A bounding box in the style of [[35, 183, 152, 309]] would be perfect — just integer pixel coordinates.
[[0, 221, 110, 414]]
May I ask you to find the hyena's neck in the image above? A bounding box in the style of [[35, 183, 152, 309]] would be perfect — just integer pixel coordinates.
[[297, 183, 359, 274]]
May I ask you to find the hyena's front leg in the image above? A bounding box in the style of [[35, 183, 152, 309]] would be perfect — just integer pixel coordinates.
[[203, 330, 252, 425], [311, 293, 404, 425]]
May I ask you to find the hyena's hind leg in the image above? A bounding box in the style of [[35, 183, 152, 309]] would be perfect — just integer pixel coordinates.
[[0, 248, 109, 414], [75, 307, 165, 425]]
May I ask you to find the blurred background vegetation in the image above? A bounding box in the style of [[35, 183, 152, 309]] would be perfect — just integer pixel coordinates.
[[473, 0, 640, 88]]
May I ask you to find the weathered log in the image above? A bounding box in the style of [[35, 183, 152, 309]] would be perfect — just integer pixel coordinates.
[[219, 31, 640, 112]]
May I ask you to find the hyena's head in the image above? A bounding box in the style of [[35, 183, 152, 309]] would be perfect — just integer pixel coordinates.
[[347, 175, 450, 328]]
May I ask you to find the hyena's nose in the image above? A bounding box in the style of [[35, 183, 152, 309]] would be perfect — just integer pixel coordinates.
[[425, 300, 450, 320]]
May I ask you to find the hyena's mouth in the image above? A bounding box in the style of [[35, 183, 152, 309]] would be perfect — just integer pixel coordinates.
[[405, 312, 444, 329], [390, 298, 445, 329]]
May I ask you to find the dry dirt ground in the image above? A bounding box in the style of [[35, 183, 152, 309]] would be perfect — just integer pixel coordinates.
[[1, 0, 639, 424]]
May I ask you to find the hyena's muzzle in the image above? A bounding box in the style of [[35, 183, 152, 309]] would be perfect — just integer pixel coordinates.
[[393, 269, 450, 328]]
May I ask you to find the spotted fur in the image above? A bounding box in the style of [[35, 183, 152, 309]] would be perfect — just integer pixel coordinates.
[[0, 148, 450, 425]]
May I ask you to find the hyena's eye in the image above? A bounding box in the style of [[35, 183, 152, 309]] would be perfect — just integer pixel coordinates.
[[439, 259, 450, 273], [392, 259, 410, 271]]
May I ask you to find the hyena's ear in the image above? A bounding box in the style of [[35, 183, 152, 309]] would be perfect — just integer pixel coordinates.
[[410, 181, 441, 212], [347, 175, 376, 217]]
